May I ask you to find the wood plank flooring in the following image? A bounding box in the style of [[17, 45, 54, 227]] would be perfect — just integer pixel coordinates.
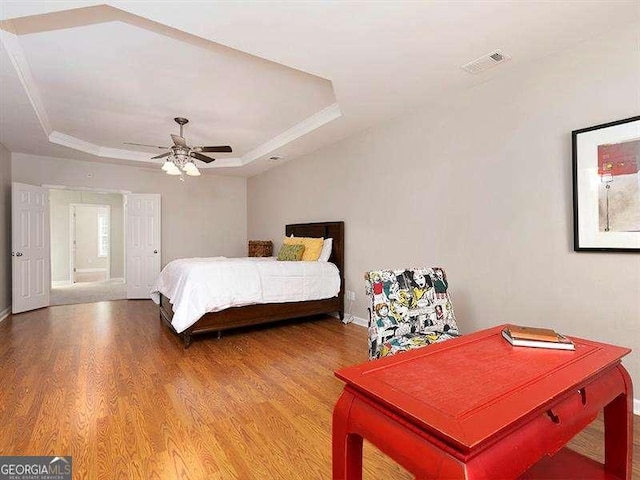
[[0, 300, 637, 479]]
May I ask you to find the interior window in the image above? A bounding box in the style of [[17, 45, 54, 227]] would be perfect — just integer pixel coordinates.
[[98, 213, 109, 257]]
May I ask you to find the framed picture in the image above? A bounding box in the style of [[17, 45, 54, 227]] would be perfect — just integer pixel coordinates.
[[572, 115, 640, 252]]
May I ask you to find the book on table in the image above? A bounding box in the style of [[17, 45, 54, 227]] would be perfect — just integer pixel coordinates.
[[501, 325, 575, 351]]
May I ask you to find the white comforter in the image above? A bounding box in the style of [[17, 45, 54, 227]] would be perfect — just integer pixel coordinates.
[[150, 257, 341, 333]]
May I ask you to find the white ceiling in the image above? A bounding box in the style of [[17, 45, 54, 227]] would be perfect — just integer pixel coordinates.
[[1, 1, 639, 177]]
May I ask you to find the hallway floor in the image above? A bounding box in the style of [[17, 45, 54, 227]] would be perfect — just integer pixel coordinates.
[[50, 279, 126, 306], [74, 270, 108, 283]]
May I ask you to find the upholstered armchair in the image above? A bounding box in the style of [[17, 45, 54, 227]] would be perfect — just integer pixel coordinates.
[[364, 267, 460, 359]]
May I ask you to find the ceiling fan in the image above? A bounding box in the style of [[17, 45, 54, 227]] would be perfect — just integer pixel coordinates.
[[125, 117, 232, 177]]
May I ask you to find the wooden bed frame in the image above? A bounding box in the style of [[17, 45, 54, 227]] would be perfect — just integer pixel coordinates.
[[159, 221, 345, 347]]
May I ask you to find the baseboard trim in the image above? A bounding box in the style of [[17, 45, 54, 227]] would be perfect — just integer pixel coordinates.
[[52, 280, 72, 287], [75, 268, 108, 273], [351, 315, 368, 328], [328, 311, 368, 327], [0, 305, 11, 323]]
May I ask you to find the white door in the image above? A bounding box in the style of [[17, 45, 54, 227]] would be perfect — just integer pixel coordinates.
[[12, 182, 50, 313], [125, 194, 161, 299]]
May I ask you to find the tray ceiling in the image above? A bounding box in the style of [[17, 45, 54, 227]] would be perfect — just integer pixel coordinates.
[[1, 5, 339, 172], [1, 1, 638, 177]]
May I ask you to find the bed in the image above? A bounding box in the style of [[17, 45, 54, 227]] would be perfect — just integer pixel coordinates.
[[157, 221, 345, 347]]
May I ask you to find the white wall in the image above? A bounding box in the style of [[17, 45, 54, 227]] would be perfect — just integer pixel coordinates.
[[0, 144, 11, 316], [13, 154, 248, 268], [248, 27, 640, 390], [50, 190, 123, 281], [74, 204, 108, 271]]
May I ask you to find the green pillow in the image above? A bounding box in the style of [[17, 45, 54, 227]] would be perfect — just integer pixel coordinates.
[[277, 243, 305, 261]]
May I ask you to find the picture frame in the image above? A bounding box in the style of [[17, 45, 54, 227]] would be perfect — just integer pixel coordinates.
[[572, 115, 640, 252]]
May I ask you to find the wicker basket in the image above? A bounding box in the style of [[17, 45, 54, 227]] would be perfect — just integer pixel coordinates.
[[248, 240, 273, 257]]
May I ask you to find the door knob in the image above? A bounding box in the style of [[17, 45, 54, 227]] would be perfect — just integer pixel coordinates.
[[16, 252, 23, 257], [153, 250, 158, 254]]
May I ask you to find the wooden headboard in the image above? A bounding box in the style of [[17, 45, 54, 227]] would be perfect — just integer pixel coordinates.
[[286, 221, 345, 297]]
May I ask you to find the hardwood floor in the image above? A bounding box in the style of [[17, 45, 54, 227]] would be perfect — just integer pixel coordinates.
[[0, 300, 637, 479]]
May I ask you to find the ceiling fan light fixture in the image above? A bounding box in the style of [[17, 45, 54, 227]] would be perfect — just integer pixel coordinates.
[[175, 151, 189, 162], [165, 162, 182, 175], [161, 160, 173, 172], [184, 162, 201, 176], [128, 117, 231, 179]]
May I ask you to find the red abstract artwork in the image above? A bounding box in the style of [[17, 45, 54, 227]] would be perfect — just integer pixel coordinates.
[[598, 139, 639, 176], [597, 138, 640, 232]]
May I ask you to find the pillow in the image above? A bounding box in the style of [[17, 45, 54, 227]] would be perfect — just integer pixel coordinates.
[[277, 243, 305, 261], [318, 238, 333, 262], [283, 236, 324, 261]]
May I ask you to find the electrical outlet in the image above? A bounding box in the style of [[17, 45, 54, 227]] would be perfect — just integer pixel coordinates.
[[346, 290, 355, 301]]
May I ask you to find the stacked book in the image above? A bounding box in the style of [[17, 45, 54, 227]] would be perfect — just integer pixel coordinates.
[[502, 325, 575, 351]]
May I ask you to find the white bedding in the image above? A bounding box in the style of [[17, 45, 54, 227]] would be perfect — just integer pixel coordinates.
[[150, 257, 341, 333]]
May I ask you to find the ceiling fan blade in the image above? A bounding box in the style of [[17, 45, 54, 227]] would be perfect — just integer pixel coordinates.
[[197, 146, 232, 153], [171, 134, 187, 147], [190, 152, 215, 163], [124, 142, 168, 149], [151, 152, 171, 160]]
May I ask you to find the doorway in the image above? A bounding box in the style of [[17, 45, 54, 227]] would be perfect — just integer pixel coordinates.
[[70, 204, 110, 284], [49, 189, 126, 306], [12, 184, 161, 311]]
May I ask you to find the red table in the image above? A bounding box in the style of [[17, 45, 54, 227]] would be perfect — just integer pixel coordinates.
[[333, 325, 633, 479]]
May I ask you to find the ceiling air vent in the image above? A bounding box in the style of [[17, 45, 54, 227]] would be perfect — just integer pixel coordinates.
[[461, 49, 511, 74]]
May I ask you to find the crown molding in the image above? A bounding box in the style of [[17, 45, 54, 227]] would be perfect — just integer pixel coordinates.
[[47, 130, 245, 166], [46, 103, 342, 167], [48, 130, 102, 156], [0, 26, 52, 135], [97, 145, 169, 163], [239, 103, 342, 166], [48, 131, 149, 162]]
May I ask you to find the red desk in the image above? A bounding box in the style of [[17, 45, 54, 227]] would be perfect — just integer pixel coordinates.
[[333, 325, 633, 479]]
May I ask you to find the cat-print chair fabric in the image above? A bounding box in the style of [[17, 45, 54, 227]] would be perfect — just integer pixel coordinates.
[[364, 267, 460, 360]]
